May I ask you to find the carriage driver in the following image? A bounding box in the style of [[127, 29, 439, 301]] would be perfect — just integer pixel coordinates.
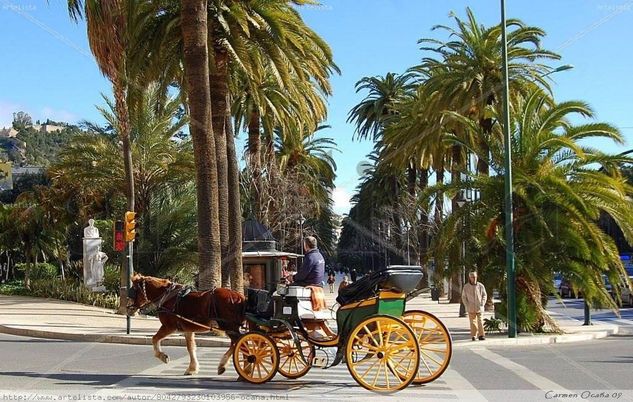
[[291, 236, 325, 287]]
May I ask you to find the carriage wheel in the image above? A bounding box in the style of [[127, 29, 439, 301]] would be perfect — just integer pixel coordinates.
[[345, 315, 419, 393], [274, 333, 314, 379], [402, 310, 452, 384], [233, 332, 279, 384]]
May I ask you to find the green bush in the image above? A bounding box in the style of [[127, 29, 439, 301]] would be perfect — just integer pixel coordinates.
[[28, 278, 120, 310], [0, 281, 30, 296], [483, 317, 503, 333], [103, 264, 120, 294], [497, 292, 543, 333], [15, 263, 58, 280]]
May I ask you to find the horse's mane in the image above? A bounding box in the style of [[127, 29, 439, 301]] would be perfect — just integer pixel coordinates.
[[134, 274, 172, 288]]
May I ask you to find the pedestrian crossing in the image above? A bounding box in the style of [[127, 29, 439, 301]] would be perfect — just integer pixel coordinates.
[[93, 347, 488, 400]]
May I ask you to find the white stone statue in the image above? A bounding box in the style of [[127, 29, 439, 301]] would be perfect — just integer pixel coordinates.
[[86, 249, 108, 288], [83, 218, 106, 291], [84, 219, 100, 239]]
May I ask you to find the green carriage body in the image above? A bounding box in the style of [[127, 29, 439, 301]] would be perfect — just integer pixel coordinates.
[[336, 290, 406, 339]]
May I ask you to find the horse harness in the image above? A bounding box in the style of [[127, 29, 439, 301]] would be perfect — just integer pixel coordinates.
[[132, 279, 220, 331]]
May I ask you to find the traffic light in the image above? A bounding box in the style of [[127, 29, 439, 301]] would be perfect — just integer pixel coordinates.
[[124, 211, 136, 242], [113, 220, 125, 251]]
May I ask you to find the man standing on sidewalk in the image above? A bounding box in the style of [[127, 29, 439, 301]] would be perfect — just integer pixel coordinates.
[[461, 271, 487, 341]]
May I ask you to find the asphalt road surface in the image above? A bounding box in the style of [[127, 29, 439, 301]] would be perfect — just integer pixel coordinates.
[[1, 333, 632, 401]]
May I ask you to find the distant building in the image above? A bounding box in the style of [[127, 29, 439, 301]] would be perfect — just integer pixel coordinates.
[[0, 127, 18, 138], [37, 124, 64, 133], [0, 165, 44, 191], [0, 124, 64, 137]]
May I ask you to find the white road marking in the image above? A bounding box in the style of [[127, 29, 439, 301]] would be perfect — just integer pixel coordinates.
[[470, 348, 570, 392]]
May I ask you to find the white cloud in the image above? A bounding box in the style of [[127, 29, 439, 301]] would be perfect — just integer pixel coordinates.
[[332, 186, 352, 215], [40, 106, 78, 124]]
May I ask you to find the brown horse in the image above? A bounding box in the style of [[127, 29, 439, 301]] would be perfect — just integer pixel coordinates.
[[126, 274, 245, 376]]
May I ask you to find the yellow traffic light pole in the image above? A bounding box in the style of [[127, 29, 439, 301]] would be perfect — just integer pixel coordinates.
[[124, 212, 136, 334]]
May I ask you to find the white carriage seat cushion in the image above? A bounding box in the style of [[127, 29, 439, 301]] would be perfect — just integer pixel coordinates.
[[297, 298, 334, 320]]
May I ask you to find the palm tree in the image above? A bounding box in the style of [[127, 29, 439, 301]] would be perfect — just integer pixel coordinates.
[[415, 7, 560, 175], [428, 88, 633, 331], [131, 0, 338, 290], [68, 0, 158, 308], [271, 124, 338, 252], [347, 73, 414, 142], [179, 0, 222, 289]]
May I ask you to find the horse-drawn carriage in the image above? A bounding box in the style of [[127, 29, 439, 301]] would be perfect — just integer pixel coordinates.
[[236, 265, 453, 393]]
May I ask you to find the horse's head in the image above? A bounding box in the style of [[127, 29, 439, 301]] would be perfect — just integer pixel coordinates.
[[126, 273, 151, 315]]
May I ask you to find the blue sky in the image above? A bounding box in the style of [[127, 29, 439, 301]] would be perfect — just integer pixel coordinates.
[[1, 0, 632, 214]]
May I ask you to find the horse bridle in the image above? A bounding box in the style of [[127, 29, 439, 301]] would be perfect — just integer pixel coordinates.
[[128, 278, 179, 312], [128, 279, 151, 310]]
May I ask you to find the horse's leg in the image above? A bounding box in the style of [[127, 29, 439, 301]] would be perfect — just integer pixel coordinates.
[[217, 332, 239, 375], [153, 325, 175, 364], [184, 332, 199, 375]]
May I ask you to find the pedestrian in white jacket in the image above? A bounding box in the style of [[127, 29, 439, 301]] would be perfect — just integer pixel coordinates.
[[461, 271, 487, 341]]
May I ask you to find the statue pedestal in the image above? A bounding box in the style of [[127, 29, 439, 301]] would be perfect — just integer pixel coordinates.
[[83, 237, 105, 291]]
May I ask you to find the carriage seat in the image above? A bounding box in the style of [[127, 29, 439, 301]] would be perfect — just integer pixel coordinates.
[[286, 286, 333, 320]]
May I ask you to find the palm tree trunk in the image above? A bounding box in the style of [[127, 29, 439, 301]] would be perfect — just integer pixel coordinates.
[[449, 144, 463, 304], [226, 115, 244, 293], [181, 0, 221, 290], [209, 29, 231, 288], [434, 165, 444, 227], [248, 109, 263, 222], [477, 117, 493, 176], [434, 165, 445, 296], [418, 168, 429, 287]]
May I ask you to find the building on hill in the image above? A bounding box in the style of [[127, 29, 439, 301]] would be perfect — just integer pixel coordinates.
[[32, 124, 64, 133], [0, 165, 44, 192], [0, 127, 18, 138]]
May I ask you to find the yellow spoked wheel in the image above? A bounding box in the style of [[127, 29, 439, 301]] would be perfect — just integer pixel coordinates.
[[233, 332, 279, 384], [402, 310, 452, 384], [274, 333, 314, 379], [346, 315, 419, 393]]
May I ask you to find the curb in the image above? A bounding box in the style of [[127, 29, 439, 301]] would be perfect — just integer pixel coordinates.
[[453, 325, 624, 348], [0, 324, 231, 347]]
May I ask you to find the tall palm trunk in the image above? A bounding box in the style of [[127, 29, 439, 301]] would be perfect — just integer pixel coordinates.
[[434, 164, 445, 296], [477, 94, 495, 176], [247, 109, 263, 222], [449, 144, 463, 304], [226, 115, 244, 293], [406, 163, 418, 266], [181, 0, 221, 290], [209, 28, 230, 288], [418, 168, 429, 287], [114, 80, 135, 314]]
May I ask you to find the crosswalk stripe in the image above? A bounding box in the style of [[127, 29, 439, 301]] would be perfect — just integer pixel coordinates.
[[471, 348, 570, 392]]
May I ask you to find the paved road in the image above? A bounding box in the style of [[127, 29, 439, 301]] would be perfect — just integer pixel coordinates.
[[1, 333, 632, 401], [548, 297, 633, 331]]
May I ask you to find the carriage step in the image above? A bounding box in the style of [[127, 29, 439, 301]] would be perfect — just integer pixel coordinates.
[[312, 348, 336, 368]]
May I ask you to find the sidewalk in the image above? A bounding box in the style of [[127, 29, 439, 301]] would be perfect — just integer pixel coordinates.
[[0, 291, 628, 348], [0, 295, 230, 347]]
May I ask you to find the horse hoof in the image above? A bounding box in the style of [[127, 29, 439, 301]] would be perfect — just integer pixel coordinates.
[[159, 354, 169, 364], [184, 370, 198, 376], [217, 366, 226, 375]]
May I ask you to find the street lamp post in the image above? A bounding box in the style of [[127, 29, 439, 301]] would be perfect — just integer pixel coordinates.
[[501, 0, 517, 338]]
